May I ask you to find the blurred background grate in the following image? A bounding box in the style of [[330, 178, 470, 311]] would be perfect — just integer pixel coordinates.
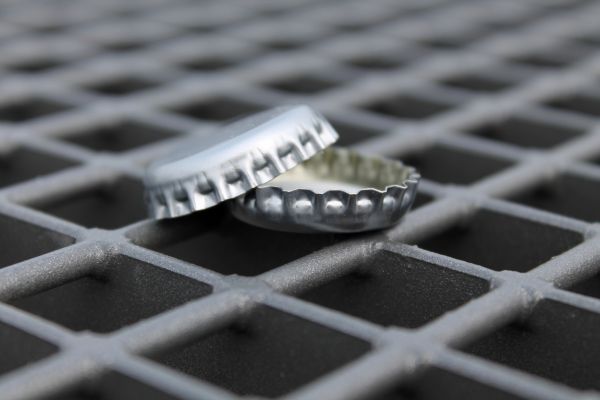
[[0, 0, 599, 399]]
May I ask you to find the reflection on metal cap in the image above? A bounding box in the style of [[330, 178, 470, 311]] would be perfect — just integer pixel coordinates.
[[230, 147, 420, 233], [144, 105, 339, 219]]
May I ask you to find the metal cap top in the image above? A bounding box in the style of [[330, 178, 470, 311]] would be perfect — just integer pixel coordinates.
[[144, 105, 339, 219]]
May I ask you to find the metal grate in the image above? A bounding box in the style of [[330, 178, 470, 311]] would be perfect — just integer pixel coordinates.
[[1, 0, 600, 399]]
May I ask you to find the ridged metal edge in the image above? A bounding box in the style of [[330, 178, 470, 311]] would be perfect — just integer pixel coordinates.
[[145, 107, 339, 219], [230, 147, 420, 233]]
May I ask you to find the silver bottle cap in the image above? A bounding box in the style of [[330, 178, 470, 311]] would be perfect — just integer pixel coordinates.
[[144, 105, 339, 219], [229, 147, 420, 233]]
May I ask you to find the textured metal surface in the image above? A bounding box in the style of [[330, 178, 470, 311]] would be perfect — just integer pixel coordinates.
[[0, 0, 600, 399], [231, 147, 420, 232]]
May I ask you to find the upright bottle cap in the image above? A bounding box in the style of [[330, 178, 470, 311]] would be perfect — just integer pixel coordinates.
[[144, 105, 339, 219], [229, 147, 420, 233]]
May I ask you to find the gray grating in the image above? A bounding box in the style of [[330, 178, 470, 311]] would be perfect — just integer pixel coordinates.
[[1, 0, 600, 399]]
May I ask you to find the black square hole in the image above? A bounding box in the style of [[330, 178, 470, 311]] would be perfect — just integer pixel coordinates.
[[139, 210, 348, 276], [33, 24, 67, 34], [418, 209, 583, 272], [574, 33, 600, 47], [346, 54, 406, 70], [180, 56, 238, 72], [510, 173, 600, 222], [45, 371, 181, 400], [566, 254, 600, 300], [510, 53, 570, 69], [373, 366, 525, 400], [301, 250, 488, 328], [330, 120, 383, 146], [30, 177, 147, 229], [265, 74, 340, 94], [568, 269, 600, 300], [0, 321, 57, 375], [185, 25, 218, 34], [0, 147, 77, 188], [509, 45, 592, 69], [263, 39, 306, 51], [464, 300, 600, 391], [7, 58, 64, 73], [102, 40, 147, 52], [363, 94, 453, 120], [401, 145, 513, 185], [0, 97, 71, 123], [440, 74, 514, 93], [84, 76, 159, 96], [412, 191, 434, 209], [0, 213, 74, 268], [467, 115, 582, 149], [9, 254, 210, 333], [60, 120, 177, 152], [419, 34, 477, 49], [146, 305, 370, 397], [545, 93, 600, 117], [168, 97, 265, 122]]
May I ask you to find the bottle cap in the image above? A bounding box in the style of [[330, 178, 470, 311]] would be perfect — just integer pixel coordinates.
[[144, 105, 338, 219], [229, 147, 420, 233]]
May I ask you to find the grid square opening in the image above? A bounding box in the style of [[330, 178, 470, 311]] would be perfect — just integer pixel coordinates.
[[0, 213, 74, 268], [0, 97, 72, 123], [264, 74, 340, 94], [7, 57, 64, 73], [464, 299, 600, 391], [440, 73, 514, 93], [482, 13, 540, 31], [373, 366, 525, 400], [401, 145, 513, 185], [102, 39, 148, 52], [466, 115, 582, 149], [417, 209, 582, 272], [510, 54, 573, 69], [139, 211, 348, 276], [179, 56, 238, 72], [262, 38, 307, 51], [412, 191, 434, 209], [168, 97, 265, 122], [0, 321, 57, 375], [544, 92, 600, 117], [509, 172, 600, 222], [334, 22, 371, 32], [567, 266, 600, 300], [9, 254, 211, 333], [29, 176, 147, 229], [346, 54, 406, 70], [33, 24, 67, 34], [509, 45, 593, 69], [330, 120, 383, 146], [0, 147, 77, 188], [574, 33, 600, 47], [185, 25, 218, 34], [60, 120, 178, 153], [84, 76, 160, 96], [300, 250, 489, 328], [362, 94, 453, 120], [44, 371, 180, 400], [418, 33, 479, 49], [146, 305, 370, 397]]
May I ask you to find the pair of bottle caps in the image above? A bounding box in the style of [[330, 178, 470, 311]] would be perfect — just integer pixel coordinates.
[[144, 105, 420, 233]]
